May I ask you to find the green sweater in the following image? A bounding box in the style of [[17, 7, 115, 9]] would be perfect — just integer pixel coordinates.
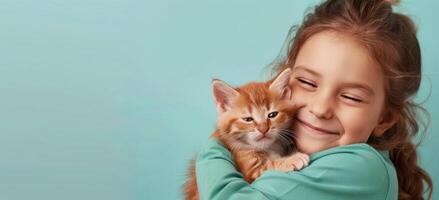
[[195, 139, 397, 200]]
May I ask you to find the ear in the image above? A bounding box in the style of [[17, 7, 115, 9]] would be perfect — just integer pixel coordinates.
[[372, 109, 399, 137], [269, 68, 292, 100], [212, 79, 239, 113]]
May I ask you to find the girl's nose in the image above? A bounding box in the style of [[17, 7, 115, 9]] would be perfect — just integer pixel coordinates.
[[308, 91, 334, 119]]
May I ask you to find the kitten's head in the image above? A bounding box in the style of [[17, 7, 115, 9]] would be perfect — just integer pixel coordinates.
[[212, 69, 297, 153]]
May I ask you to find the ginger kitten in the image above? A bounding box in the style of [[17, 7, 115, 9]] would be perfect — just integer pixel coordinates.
[[184, 69, 309, 200]]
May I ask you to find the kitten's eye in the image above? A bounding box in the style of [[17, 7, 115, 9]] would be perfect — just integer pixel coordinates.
[[268, 111, 278, 118], [242, 117, 254, 122]]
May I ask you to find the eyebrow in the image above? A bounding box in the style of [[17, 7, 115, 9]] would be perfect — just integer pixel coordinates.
[[293, 65, 375, 96], [293, 66, 321, 77]]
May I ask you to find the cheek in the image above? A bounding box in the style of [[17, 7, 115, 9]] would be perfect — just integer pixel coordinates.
[[290, 85, 313, 105], [338, 110, 377, 142]]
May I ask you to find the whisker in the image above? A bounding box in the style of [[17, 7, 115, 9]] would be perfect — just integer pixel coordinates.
[[278, 129, 296, 140], [275, 128, 298, 155], [277, 134, 293, 150]]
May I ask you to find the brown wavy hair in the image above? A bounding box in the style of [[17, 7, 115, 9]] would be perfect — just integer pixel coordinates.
[[273, 0, 433, 199]]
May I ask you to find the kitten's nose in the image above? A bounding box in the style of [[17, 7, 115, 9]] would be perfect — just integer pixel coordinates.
[[257, 124, 269, 134]]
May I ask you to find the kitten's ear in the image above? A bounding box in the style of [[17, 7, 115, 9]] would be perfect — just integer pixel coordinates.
[[212, 79, 240, 113], [269, 68, 292, 100]]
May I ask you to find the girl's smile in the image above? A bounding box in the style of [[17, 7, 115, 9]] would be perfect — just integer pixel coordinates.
[[295, 117, 340, 136]]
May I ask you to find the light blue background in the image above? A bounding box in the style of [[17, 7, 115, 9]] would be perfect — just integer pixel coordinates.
[[0, 0, 437, 199]]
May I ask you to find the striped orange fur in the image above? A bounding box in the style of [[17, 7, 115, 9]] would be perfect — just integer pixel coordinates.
[[184, 69, 309, 200]]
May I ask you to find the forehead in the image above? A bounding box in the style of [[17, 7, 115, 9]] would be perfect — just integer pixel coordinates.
[[293, 31, 385, 95]]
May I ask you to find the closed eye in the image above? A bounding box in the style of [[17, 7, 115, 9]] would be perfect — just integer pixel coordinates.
[[297, 78, 317, 88], [341, 95, 363, 103]]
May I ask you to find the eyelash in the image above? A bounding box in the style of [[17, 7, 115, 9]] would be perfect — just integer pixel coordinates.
[[297, 78, 317, 88], [296, 78, 363, 103], [341, 95, 363, 103]]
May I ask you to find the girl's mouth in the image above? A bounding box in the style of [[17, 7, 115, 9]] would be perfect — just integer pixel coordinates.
[[296, 119, 340, 135]]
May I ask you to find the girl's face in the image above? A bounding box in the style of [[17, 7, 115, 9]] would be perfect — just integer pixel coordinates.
[[290, 31, 388, 154]]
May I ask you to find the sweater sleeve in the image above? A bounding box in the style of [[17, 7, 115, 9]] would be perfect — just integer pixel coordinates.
[[195, 139, 394, 200]]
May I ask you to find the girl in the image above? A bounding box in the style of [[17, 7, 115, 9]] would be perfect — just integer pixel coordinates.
[[195, 0, 433, 200]]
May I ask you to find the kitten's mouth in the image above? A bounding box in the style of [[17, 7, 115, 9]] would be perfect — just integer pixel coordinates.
[[255, 133, 272, 141]]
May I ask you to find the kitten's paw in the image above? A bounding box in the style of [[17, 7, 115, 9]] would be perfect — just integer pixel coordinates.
[[284, 152, 309, 171]]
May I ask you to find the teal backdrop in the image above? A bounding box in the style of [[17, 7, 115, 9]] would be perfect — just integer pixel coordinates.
[[0, 0, 437, 199]]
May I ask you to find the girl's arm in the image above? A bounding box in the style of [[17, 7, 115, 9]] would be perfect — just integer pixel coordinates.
[[195, 139, 396, 200]]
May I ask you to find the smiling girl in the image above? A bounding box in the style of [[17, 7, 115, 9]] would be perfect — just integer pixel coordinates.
[[194, 0, 433, 199]]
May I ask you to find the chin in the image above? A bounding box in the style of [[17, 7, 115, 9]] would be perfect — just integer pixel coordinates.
[[250, 139, 275, 150]]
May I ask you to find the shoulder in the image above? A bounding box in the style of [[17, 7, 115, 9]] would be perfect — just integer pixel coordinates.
[[309, 143, 395, 177], [304, 143, 397, 199], [310, 143, 391, 170]]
